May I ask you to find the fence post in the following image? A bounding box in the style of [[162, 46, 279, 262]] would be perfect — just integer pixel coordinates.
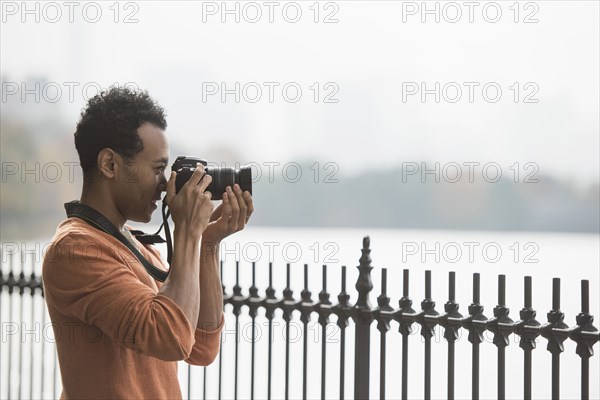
[[568, 280, 599, 400], [354, 236, 374, 399], [540, 278, 569, 400], [465, 273, 486, 400]]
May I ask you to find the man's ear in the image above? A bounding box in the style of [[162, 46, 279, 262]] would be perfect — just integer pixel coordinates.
[[97, 148, 118, 180]]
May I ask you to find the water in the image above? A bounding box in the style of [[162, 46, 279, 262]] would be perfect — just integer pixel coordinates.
[[2, 227, 599, 399]]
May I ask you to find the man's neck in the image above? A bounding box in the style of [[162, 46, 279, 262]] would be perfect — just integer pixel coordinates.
[[80, 184, 127, 231]]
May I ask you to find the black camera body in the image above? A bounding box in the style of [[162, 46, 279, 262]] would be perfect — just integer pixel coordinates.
[[171, 156, 252, 200]]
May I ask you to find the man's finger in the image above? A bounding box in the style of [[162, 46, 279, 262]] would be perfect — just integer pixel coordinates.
[[227, 186, 240, 223], [243, 191, 254, 222], [222, 190, 233, 223], [181, 163, 205, 192], [196, 172, 212, 194], [233, 184, 247, 224]]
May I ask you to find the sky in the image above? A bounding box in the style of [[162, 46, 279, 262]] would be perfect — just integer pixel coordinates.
[[1, 0, 599, 183]]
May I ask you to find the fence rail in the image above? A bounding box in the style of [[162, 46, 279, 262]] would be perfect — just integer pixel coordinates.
[[1, 236, 599, 399]]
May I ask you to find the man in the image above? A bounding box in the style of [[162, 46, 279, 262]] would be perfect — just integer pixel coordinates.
[[42, 86, 253, 399]]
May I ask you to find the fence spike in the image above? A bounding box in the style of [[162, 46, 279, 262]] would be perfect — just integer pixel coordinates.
[[353, 236, 373, 400]]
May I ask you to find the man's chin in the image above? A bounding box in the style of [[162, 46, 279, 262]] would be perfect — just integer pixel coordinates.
[[129, 213, 153, 224]]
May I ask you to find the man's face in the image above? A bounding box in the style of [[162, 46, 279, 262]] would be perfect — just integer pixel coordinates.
[[113, 122, 169, 223]]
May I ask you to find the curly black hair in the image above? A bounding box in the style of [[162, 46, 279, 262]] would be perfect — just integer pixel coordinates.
[[74, 86, 167, 178]]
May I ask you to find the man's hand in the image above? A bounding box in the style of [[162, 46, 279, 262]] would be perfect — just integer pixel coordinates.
[[202, 184, 254, 243], [165, 163, 214, 240]]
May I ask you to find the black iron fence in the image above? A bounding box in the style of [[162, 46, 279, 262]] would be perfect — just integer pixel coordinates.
[[1, 236, 599, 399]]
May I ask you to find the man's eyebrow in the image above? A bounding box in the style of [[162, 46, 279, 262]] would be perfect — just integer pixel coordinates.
[[154, 158, 169, 164]]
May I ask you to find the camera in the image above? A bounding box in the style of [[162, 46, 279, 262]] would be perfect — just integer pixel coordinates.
[[171, 156, 252, 200]]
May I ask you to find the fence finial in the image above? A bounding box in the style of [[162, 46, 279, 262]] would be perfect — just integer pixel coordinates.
[[355, 235, 373, 310]]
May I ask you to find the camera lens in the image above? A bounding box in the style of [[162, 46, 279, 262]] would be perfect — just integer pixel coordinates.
[[206, 166, 252, 200], [206, 167, 233, 200], [173, 157, 252, 200]]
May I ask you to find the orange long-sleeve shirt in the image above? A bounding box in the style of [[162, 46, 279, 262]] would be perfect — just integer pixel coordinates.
[[42, 218, 224, 399]]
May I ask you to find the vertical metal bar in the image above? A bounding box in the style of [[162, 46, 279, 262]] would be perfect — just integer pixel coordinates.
[[398, 268, 417, 400], [29, 268, 38, 398], [18, 270, 25, 400], [498, 347, 505, 399], [498, 275, 506, 400], [581, 280, 589, 400], [303, 264, 308, 400], [552, 278, 560, 311], [403, 269, 409, 297], [339, 266, 346, 400], [552, 354, 560, 400], [525, 276, 532, 309], [203, 366, 207, 400], [524, 349, 532, 400], [401, 269, 409, 400], [552, 278, 560, 400], [354, 237, 374, 400], [472, 273, 480, 400], [380, 269, 387, 400], [340, 328, 346, 400], [355, 313, 368, 400], [488, 274, 514, 400], [524, 276, 532, 400], [299, 263, 313, 400], [425, 270, 431, 298], [499, 274, 506, 304], [581, 280, 589, 313], [493, 272, 516, 400], [285, 322, 290, 400], [7, 255, 14, 400], [0, 271, 3, 400], [268, 317, 272, 400], [472, 343, 480, 400], [251, 262, 256, 400], [302, 320, 308, 400], [402, 334, 409, 400], [582, 358, 589, 400], [285, 263, 290, 400], [30, 271, 36, 400], [267, 262, 273, 400], [424, 340, 431, 400], [321, 265, 327, 400], [321, 320, 327, 400], [187, 365, 191, 400], [448, 271, 455, 400], [448, 341, 455, 400], [473, 272, 480, 303], [424, 271, 431, 400], [234, 260, 240, 400], [380, 331, 386, 400], [219, 260, 226, 400], [219, 260, 223, 400]]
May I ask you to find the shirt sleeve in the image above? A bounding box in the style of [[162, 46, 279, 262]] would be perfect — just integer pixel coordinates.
[[42, 231, 196, 362], [185, 313, 225, 366], [141, 239, 225, 366]]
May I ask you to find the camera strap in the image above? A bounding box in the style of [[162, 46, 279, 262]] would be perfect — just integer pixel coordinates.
[[64, 200, 170, 282]]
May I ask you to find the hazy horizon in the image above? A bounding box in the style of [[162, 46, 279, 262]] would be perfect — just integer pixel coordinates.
[[2, 1, 599, 184]]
